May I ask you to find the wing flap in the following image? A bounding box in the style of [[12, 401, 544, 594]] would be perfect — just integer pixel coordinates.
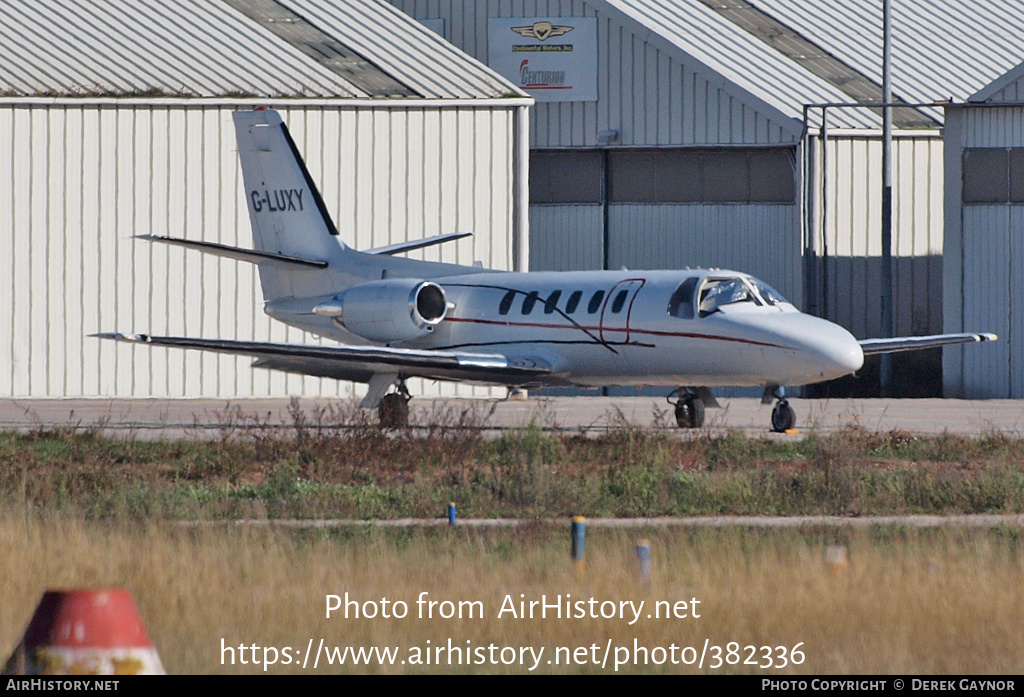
[[859, 332, 997, 356], [92, 333, 552, 386]]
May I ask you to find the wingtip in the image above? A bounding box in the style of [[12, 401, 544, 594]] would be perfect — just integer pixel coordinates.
[[90, 332, 151, 343]]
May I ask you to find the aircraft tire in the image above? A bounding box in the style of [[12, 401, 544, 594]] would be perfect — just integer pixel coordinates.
[[675, 396, 705, 429], [378, 392, 410, 429], [771, 400, 796, 432]]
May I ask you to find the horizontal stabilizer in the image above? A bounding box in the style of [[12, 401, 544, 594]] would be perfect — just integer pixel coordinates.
[[136, 235, 327, 268], [365, 232, 472, 256], [859, 332, 997, 356], [91, 333, 552, 386]]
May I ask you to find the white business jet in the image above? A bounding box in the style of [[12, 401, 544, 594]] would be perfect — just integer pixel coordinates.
[[96, 109, 996, 431]]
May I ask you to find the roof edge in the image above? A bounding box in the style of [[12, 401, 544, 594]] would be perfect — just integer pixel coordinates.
[[0, 96, 535, 108], [969, 59, 1024, 103]]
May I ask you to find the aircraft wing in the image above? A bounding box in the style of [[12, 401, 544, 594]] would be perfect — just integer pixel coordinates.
[[859, 332, 997, 356], [92, 333, 553, 386]]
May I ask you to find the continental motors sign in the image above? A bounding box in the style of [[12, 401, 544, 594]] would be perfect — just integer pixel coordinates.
[[488, 17, 597, 102]]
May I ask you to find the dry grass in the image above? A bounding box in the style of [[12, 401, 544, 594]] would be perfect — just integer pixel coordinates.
[[2, 512, 1021, 674]]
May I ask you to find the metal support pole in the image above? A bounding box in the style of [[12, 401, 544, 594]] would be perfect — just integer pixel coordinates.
[[821, 107, 829, 322], [880, 0, 894, 396], [513, 105, 530, 273]]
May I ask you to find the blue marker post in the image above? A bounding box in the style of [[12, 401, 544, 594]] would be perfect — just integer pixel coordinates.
[[571, 516, 586, 577], [635, 539, 651, 585], [448, 502, 457, 525]]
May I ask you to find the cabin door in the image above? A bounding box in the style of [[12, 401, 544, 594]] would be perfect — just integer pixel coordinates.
[[599, 279, 645, 344]]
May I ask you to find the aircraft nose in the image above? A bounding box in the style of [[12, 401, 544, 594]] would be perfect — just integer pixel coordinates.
[[806, 320, 864, 379]]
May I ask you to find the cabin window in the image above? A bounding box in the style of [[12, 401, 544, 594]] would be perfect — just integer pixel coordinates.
[[544, 290, 562, 314], [498, 290, 515, 315], [587, 290, 605, 313], [522, 291, 540, 314], [667, 277, 698, 319], [565, 290, 582, 314], [611, 289, 629, 313]]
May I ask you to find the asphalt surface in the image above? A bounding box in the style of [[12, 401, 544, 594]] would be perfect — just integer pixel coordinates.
[[1, 396, 1022, 438]]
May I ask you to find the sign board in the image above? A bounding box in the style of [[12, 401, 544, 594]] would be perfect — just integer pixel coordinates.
[[488, 17, 597, 102]]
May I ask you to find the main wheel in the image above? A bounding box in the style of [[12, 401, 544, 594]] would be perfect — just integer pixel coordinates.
[[675, 396, 705, 428], [378, 392, 410, 429], [771, 400, 796, 432]]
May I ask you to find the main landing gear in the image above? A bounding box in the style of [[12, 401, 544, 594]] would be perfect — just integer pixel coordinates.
[[763, 385, 796, 433], [668, 388, 706, 429], [377, 381, 412, 429]]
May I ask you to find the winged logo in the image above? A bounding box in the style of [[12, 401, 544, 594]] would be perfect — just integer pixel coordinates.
[[511, 21, 573, 41]]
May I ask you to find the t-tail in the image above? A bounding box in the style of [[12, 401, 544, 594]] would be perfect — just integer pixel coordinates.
[[137, 109, 479, 309], [233, 108, 359, 302]]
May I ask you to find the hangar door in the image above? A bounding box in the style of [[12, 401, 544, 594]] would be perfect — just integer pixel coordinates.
[[960, 148, 1024, 397], [528, 147, 801, 304]]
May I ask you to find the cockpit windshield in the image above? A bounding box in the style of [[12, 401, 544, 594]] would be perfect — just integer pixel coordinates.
[[698, 278, 760, 316], [749, 277, 788, 306], [669, 275, 789, 319]]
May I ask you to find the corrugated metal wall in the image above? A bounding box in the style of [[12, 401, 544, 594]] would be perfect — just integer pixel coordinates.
[[389, 0, 801, 147], [0, 100, 517, 399], [529, 205, 603, 271], [945, 105, 1024, 398], [530, 202, 801, 302], [960, 207, 1015, 397], [808, 132, 944, 341], [607, 204, 802, 302]]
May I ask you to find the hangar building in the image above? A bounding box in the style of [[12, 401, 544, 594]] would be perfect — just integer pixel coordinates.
[[0, 0, 530, 400], [389, 0, 1024, 397], [943, 61, 1024, 398]]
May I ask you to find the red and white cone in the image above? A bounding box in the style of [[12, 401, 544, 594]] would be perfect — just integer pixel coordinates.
[[3, 589, 165, 675]]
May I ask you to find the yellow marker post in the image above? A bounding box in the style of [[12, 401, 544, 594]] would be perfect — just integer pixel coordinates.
[[571, 516, 586, 578]]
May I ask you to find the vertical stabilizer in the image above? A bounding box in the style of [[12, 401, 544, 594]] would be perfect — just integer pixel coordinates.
[[233, 109, 351, 301]]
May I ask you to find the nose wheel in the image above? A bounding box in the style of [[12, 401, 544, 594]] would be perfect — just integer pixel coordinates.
[[770, 400, 796, 432], [763, 385, 796, 432]]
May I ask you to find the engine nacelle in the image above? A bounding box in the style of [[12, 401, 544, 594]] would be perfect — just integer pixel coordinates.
[[314, 279, 448, 343]]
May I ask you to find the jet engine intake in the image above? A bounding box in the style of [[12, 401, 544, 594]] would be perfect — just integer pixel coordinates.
[[317, 279, 448, 343]]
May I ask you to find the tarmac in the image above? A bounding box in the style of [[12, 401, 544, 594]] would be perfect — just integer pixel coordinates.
[[1, 395, 1023, 439]]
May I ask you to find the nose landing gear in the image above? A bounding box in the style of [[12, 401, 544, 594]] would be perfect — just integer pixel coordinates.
[[763, 385, 796, 432], [771, 400, 796, 432]]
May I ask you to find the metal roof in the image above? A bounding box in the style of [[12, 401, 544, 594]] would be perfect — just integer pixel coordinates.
[[278, 0, 519, 99], [749, 0, 1024, 107], [0, 0, 520, 99], [592, 0, 1024, 128], [597, 0, 882, 129]]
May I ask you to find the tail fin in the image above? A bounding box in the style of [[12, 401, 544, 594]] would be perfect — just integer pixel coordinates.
[[233, 109, 349, 301]]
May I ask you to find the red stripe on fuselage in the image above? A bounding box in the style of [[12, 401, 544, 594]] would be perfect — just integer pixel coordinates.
[[443, 317, 791, 349]]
